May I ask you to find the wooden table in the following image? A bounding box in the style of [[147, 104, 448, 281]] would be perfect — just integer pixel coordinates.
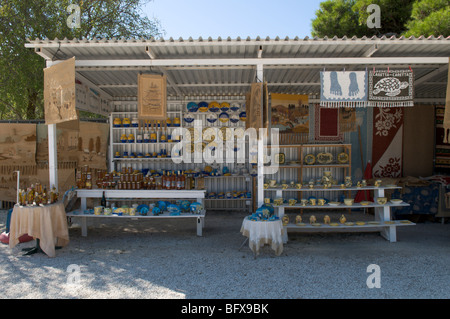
[[9, 202, 69, 257]]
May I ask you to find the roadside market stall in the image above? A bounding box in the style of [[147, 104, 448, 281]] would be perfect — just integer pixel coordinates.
[[24, 35, 449, 244]]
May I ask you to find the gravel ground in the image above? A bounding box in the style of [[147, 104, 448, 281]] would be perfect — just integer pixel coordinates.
[[0, 209, 449, 299]]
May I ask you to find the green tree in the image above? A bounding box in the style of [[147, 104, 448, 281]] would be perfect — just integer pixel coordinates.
[[404, 0, 450, 37], [0, 0, 163, 120], [352, 0, 415, 36], [311, 0, 419, 38], [311, 0, 367, 38]]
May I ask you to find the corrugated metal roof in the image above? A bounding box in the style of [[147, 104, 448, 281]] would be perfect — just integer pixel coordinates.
[[26, 35, 450, 101]]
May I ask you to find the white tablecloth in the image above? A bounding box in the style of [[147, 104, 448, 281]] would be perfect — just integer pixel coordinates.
[[240, 218, 285, 256]]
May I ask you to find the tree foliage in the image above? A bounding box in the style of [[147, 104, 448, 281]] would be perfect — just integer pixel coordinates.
[[0, 0, 163, 120], [404, 0, 450, 37], [311, 0, 449, 38], [311, 0, 367, 38]]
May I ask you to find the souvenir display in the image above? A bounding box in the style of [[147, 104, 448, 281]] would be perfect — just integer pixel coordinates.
[[218, 112, 229, 123], [206, 113, 217, 124], [339, 214, 347, 224], [187, 101, 198, 112], [376, 197, 387, 205], [184, 113, 195, 123], [337, 152, 349, 164], [18, 183, 59, 206], [344, 198, 354, 206], [113, 118, 122, 127], [328, 201, 340, 206], [239, 111, 246, 121], [208, 101, 220, 112], [316, 152, 333, 164], [309, 215, 317, 224], [198, 101, 209, 112], [288, 199, 297, 206], [122, 118, 131, 127], [304, 154, 315, 165], [275, 153, 285, 165], [344, 176, 352, 188], [220, 102, 230, 112], [230, 114, 240, 123], [230, 102, 240, 112], [324, 215, 331, 224], [345, 222, 354, 226]]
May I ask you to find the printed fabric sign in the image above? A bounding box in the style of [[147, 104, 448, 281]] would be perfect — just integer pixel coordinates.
[[368, 70, 414, 107], [320, 71, 368, 107]]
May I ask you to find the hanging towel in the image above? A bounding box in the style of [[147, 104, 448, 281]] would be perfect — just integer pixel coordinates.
[[368, 69, 414, 108], [320, 71, 368, 107]]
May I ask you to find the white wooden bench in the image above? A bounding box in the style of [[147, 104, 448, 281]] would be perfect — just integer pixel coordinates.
[[66, 189, 206, 237]]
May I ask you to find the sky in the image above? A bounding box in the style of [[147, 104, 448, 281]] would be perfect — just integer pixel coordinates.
[[143, 0, 324, 39]]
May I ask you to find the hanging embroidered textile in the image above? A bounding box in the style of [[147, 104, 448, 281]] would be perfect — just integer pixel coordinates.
[[368, 69, 414, 107], [320, 71, 368, 107], [314, 104, 343, 142], [372, 107, 404, 178]]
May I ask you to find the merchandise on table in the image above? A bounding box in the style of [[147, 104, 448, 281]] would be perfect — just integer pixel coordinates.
[[18, 182, 59, 206]]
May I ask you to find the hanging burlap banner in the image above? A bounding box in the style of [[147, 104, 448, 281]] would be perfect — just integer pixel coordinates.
[[137, 73, 167, 120], [247, 82, 263, 131], [44, 57, 78, 125]]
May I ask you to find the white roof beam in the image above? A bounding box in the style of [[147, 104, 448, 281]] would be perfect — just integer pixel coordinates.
[[70, 57, 449, 67]]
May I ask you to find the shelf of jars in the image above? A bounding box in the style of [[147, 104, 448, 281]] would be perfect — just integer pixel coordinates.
[[108, 99, 253, 212]]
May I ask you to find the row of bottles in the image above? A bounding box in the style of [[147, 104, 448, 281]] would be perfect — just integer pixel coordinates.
[[18, 182, 59, 206], [158, 170, 186, 190], [119, 127, 181, 144], [113, 117, 180, 128]]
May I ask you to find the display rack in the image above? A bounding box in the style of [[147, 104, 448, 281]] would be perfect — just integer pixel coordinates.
[[257, 143, 413, 242], [259, 144, 352, 203], [108, 99, 253, 212]]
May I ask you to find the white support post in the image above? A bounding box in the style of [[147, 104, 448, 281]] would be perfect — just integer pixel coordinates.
[[256, 61, 264, 209], [257, 138, 264, 208], [45, 60, 58, 191], [48, 123, 58, 191]]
